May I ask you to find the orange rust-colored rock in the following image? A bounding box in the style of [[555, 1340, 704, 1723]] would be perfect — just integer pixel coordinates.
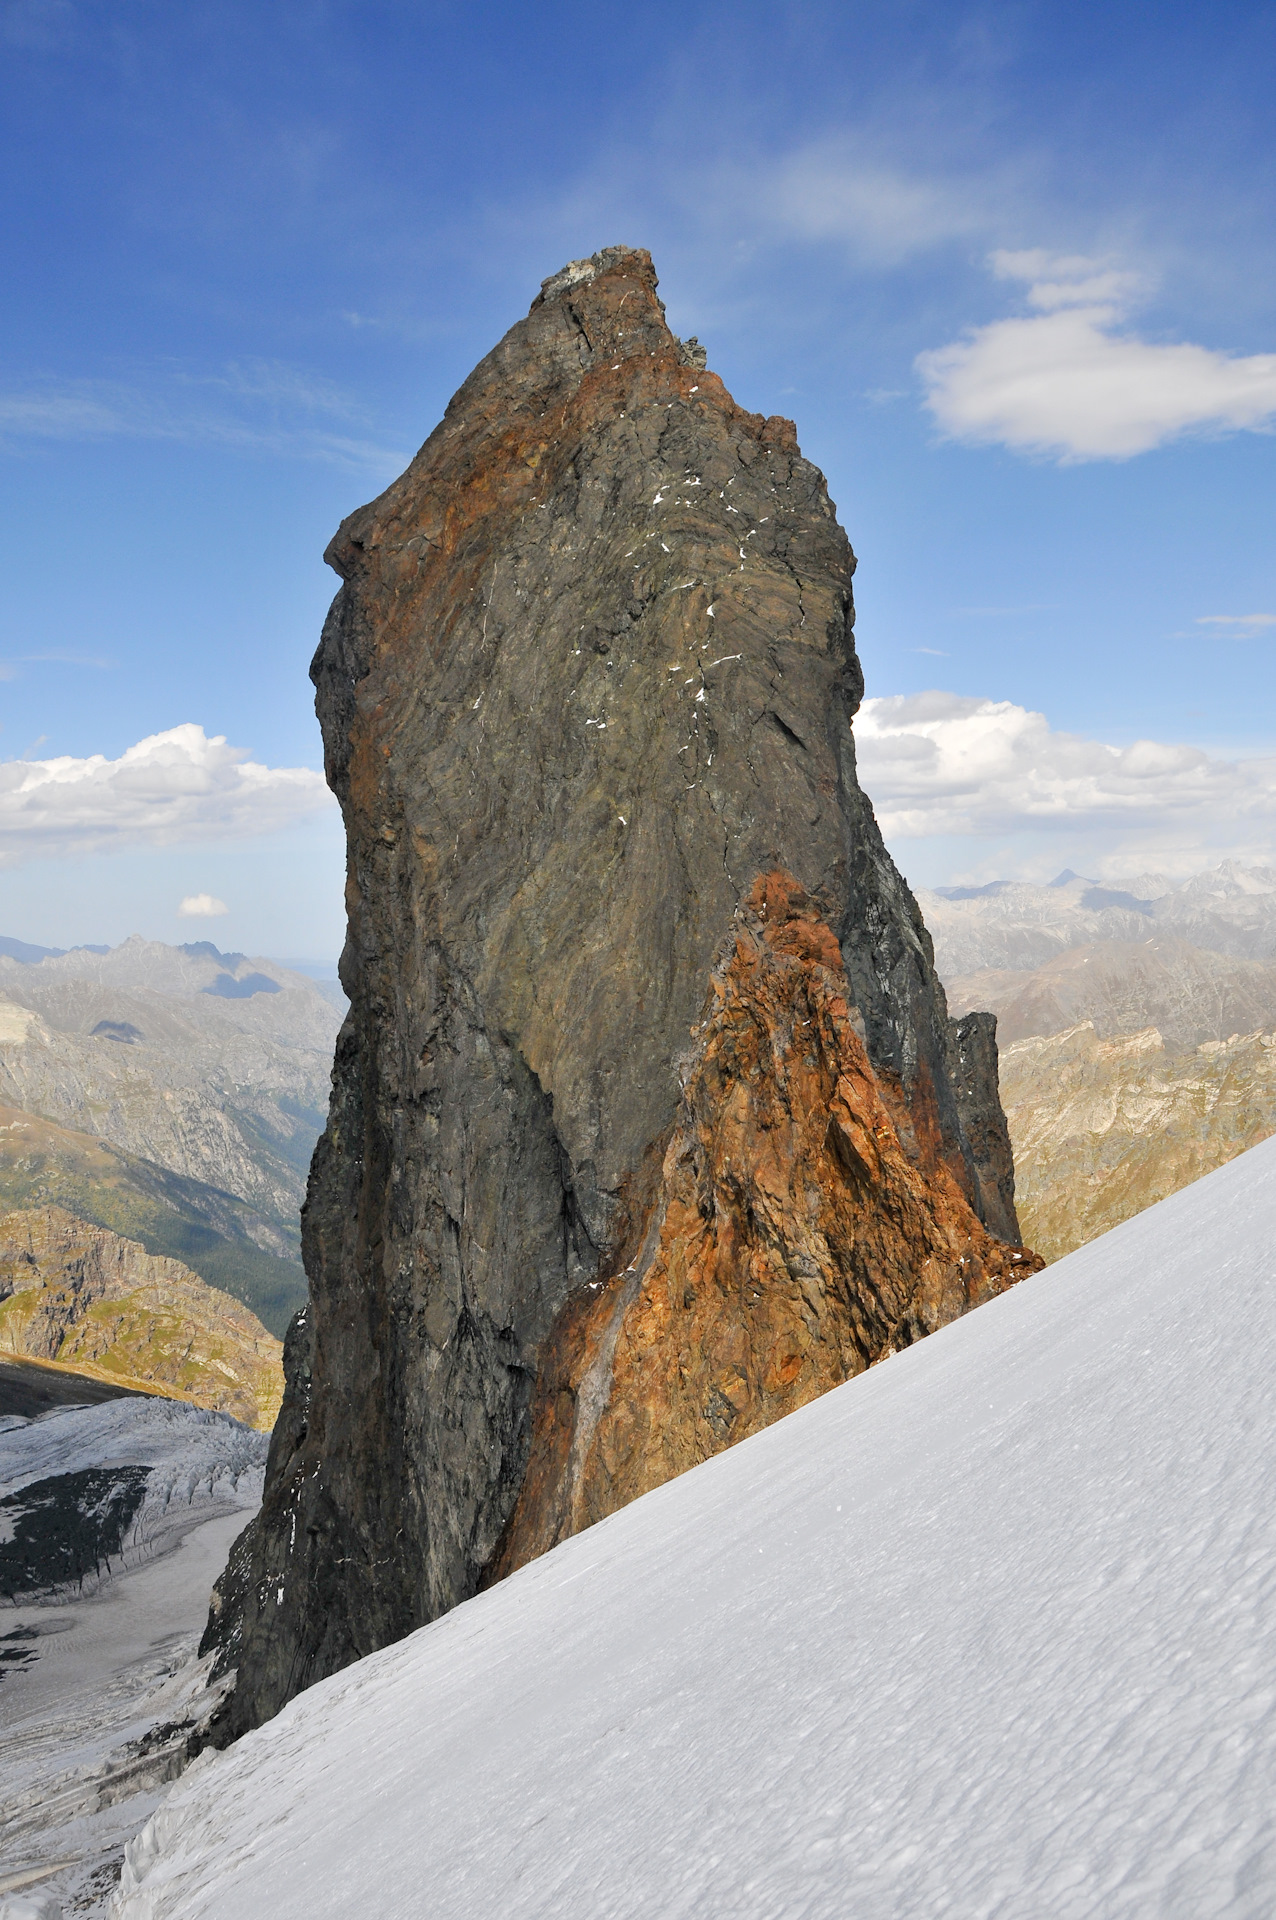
[[491, 874, 1040, 1577]]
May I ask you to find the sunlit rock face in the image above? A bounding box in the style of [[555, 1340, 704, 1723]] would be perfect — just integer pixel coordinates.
[[209, 246, 1029, 1740], [489, 872, 1037, 1577]]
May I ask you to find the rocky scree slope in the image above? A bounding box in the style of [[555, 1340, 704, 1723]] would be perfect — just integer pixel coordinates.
[[208, 246, 1032, 1739], [0, 1206, 282, 1429]]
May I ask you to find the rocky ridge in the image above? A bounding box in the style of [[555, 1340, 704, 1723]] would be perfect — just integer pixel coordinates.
[[209, 247, 1032, 1739], [918, 861, 1276, 977], [945, 936, 1276, 1054], [0, 1207, 283, 1429]]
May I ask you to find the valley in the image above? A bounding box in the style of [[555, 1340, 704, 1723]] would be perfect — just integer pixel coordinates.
[[0, 940, 343, 1336]]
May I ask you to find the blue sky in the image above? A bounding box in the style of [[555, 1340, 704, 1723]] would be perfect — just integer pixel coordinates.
[[2, 0, 1274, 958]]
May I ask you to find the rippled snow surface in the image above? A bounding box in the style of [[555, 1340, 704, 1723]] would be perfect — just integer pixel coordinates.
[[115, 1139, 1276, 1920]]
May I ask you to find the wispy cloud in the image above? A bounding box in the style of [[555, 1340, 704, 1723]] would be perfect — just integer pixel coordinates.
[[0, 724, 335, 865], [1, 651, 115, 672], [918, 251, 1276, 461], [953, 605, 1058, 617], [855, 690, 1276, 872], [1196, 614, 1276, 639], [0, 366, 408, 472], [757, 141, 992, 265]]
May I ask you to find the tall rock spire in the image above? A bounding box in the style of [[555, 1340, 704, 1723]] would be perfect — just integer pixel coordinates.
[[206, 246, 1035, 1738]]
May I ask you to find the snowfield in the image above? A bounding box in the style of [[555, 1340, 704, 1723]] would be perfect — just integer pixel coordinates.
[[114, 1138, 1276, 1919]]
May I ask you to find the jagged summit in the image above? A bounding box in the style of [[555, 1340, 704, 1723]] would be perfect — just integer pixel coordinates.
[[208, 248, 1032, 1739]]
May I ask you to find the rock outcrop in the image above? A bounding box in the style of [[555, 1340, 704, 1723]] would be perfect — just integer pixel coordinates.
[[210, 246, 1034, 1738], [489, 874, 1034, 1574], [0, 1207, 283, 1428]]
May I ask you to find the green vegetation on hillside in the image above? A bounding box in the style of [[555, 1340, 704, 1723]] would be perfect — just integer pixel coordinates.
[[0, 1104, 307, 1336]]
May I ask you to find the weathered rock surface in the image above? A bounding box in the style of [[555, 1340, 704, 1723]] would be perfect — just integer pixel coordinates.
[[0, 1207, 283, 1428], [490, 874, 1035, 1575], [211, 246, 1030, 1739], [999, 1022, 1276, 1263]]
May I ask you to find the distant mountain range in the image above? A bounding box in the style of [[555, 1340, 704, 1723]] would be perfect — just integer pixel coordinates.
[[918, 860, 1276, 975], [0, 938, 344, 1335], [922, 862, 1276, 1260]]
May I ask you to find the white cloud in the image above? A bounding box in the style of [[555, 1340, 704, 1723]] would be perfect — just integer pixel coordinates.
[[0, 724, 335, 865], [177, 893, 229, 918], [1197, 614, 1276, 639], [917, 250, 1276, 461], [855, 691, 1276, 872]]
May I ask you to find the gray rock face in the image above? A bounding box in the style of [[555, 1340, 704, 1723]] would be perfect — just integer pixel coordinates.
[[209, 247, 1022, 1741], [946, 1011, 1020, 1243]]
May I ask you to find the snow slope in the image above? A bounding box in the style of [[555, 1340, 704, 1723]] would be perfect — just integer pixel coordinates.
[[1, 1401, 266, 1916], [114, 1138, 1276, 1920]]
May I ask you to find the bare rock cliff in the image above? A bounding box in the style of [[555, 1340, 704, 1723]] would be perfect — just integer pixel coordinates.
[[211, 246, 1034, 1737]]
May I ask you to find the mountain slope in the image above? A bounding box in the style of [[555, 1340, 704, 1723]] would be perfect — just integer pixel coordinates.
[[0, 1101, 306, 1335], [0, 938, 342, 1258], [999, 1021, 1276, 1261], [917, 859, 1276, 974], [0, 1207, 283, 1429], [114, 1135, 1276, 1919], [946, 935, 1276, 1052], [930, 864, 1276, 1271]]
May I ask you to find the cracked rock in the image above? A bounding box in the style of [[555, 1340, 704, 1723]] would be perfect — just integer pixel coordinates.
[[208, 245, 1033, 1742]]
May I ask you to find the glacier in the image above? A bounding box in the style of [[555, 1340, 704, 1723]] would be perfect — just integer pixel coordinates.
[[111, 1136, 1276, 1919]]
